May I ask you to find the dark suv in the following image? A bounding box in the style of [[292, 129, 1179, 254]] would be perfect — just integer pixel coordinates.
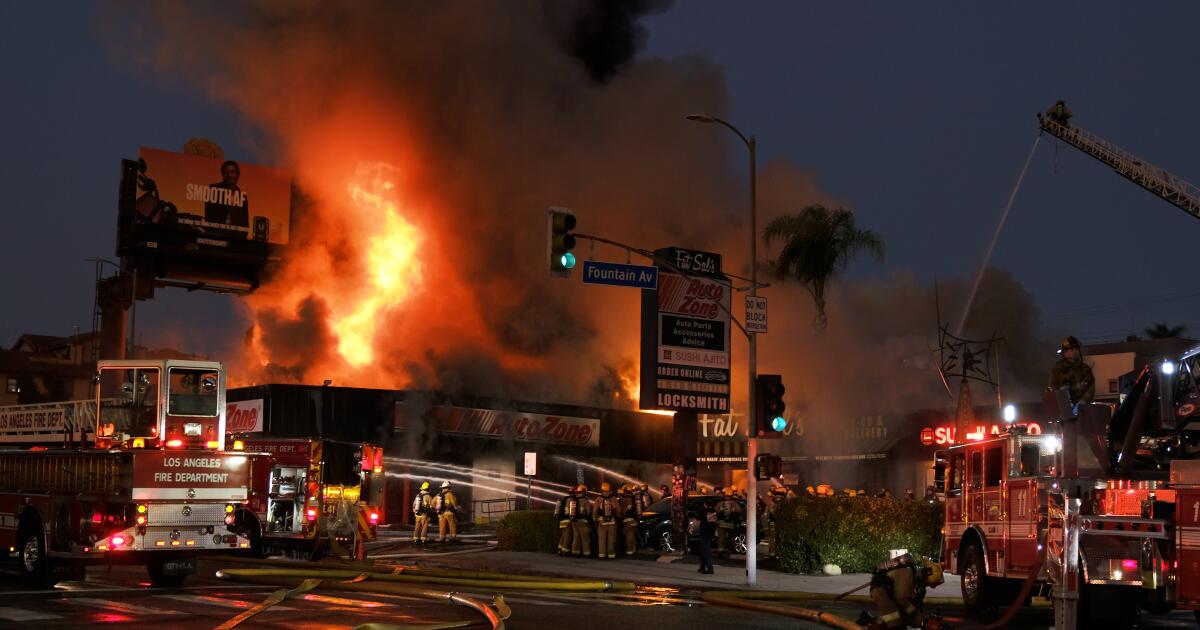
[[636, 496, 749, 553]]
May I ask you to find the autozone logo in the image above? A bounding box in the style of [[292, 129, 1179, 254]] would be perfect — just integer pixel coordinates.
[[436, 407, 599, 447], [226, 399, 263, 433], [657, 274, 729, 321]]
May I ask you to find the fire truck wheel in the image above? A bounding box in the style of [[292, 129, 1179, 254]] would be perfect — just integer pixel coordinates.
[[146, 560, 188, 588], [959, 543, 991, 618], [16, 520, 52, 587]]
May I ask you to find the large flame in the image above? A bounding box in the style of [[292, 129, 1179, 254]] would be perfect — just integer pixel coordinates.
[[334, 173, 422, 366]]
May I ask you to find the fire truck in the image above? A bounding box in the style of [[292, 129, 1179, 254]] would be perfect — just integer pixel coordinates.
[[0, 359, 253, 587], [228, 436, 385, 559]]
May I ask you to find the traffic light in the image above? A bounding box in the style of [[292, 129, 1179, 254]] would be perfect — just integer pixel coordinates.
[[755, 374, 786, 438], [547, 207, 577, 277], [755, 454, 783, 480]]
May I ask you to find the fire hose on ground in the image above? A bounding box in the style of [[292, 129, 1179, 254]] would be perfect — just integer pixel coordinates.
[[214, 562, 636, 629], [699, 591, 862, 630]]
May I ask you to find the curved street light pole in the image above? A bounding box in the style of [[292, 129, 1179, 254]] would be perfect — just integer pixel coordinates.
[[686, 114, 758, 586]]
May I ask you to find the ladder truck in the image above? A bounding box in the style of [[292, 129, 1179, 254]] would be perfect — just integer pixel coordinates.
[[0, 359, 253, 586], [942, 103, 1200, 626]]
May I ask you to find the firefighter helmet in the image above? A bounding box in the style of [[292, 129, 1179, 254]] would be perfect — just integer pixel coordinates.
[[724, 487, 735, 497], [805, 485, 816, 495], [1060, 336, 1081, 352], [923, 559, 945, 587], [600, 482, 611, 493], [575, 484, 587, 493], [440, 481, 451, 489], [420, 481, 430, 491]]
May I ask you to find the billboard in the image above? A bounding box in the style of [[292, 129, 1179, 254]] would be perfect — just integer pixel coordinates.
[[225, 398, 264, 434], [640, 247, 732, 413], [118, 147, 292, 266]]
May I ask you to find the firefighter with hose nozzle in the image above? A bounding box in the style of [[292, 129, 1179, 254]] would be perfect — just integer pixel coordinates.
[[617, 484, 639, 556], [569, 484, 594, 557], [411, 481, 434, 545], [593, 482, 621, 559], [852, 554, 947, 629], [435, 481, 460, 543], [555, 486, 575, 556]]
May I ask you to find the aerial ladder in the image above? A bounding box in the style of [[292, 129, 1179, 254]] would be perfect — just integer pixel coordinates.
[[1038, 101, 1200, 222]]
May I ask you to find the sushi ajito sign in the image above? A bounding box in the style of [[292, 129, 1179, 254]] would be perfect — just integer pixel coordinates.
[[919, 422, 1042, 447]]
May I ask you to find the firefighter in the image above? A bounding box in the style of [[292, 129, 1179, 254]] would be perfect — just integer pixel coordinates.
[[569, 484, 593, 557], [593, 482, 620, 559], [638, 484, 654, 512], [617, 484, 639, 556], [859, 554, 946, 629], [435, 481, 460, 542], [1050, 335, 1095, 410], [715, 486, 742, 556], [1046, 99, 1073, 127], [554, 486, 575, 556], [411, 481, 434, 544]]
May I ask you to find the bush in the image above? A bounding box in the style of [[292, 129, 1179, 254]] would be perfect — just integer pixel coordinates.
[[496, 510, 560, 553], [773, 497, 943, 574]]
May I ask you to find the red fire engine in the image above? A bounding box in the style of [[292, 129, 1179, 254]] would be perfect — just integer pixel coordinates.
[[0, 359, 253, 586], [229, 436, 385, 559], [943, 343, 1200, 624]]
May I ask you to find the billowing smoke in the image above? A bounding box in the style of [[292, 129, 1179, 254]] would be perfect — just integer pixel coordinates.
[[113, 3, 1051, 426]]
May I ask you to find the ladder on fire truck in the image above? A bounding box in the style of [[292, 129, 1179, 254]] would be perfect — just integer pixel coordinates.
[[1038, 107, 1200, 222]]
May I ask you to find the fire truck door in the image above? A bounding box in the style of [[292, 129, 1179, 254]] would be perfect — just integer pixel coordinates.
[[1176, 489, 1200, 607], [1006, 477, 1039, 573]]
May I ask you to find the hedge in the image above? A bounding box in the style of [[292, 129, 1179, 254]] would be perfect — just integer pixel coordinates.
[[773, 497, 943, 574], [496, 510, 560, 553]]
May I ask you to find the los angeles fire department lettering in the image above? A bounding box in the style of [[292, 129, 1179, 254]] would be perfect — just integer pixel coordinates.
[[153, 456, 229, 483]]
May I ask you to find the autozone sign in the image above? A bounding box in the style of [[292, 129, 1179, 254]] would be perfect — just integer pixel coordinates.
[[641, 247, 731, 414], [226, 398, 264, 433], [433, 406, 600, 447]]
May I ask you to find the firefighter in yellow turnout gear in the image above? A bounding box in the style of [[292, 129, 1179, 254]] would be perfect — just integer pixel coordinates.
[[436, 481, 460, 542], [715, 486, 742, 556], [617, 484, 639, 556], [766, 486, 788, 557], [569, 484, 593, 557], [593, 483, 621, 559], [554, 486, 576, 555], [860, 554, 945, 629], [411, 481, 434, 544]]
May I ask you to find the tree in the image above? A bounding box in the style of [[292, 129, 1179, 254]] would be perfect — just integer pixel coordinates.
[[762, 205, 885, 328], [1143, 323, 1187, 339]]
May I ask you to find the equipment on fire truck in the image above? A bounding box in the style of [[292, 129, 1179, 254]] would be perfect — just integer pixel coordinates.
[[0, 359, 253, 587]]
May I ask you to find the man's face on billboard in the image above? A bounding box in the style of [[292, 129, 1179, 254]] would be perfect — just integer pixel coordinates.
[[221, 163, 240, 186]]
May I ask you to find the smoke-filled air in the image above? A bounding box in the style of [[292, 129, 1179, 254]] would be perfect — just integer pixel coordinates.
[[115, 1, 1051, 416]]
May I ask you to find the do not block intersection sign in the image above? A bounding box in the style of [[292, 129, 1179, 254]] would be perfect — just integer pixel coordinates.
[[745, 296, 767, 334]]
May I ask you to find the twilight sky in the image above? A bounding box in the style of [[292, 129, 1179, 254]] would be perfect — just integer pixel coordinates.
[[2, 1, 1198, 355]]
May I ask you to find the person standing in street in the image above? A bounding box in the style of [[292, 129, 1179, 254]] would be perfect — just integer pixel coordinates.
[[715, 487, 742, 556], [555, 486, 575, 556], [593, 482, 620, 559], [570, 484, 593, 557], [695, 500, 717, 574], [435, 481, 460, 543], [411, 481, 434, 545], [617, 484, 639, 556]]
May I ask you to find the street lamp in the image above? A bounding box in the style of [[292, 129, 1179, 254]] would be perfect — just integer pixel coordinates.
[[686, 112, 759, 586]]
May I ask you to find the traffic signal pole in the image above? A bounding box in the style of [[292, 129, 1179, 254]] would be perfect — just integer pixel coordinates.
[[745, 133, 758, 587]]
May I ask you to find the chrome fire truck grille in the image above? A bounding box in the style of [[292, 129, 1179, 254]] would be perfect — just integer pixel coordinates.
[[147, 503, 226, 526], [1081, 536, 1143, 585]]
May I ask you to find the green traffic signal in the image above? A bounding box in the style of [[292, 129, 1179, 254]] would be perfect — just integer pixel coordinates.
[[755, 374, 787, 438], [770, 415, 787, 432], [548, 208, 577, 277]]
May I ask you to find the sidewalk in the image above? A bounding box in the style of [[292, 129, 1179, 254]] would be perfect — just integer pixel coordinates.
[[407, 548, 962, 598]]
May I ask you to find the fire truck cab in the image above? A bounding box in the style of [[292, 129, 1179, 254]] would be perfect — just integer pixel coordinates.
[[231, 437, 384, 559], [0, 359, 253, 586]]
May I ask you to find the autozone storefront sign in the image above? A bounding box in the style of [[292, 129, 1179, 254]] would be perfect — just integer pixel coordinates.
[[433, 406, 600, 448], [226, 398, 263, 433]]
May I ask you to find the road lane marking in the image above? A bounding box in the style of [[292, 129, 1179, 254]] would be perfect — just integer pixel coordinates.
[[64, 597, 183, 615], [0, 607, 63, 621], [157, 594, 296, 611]]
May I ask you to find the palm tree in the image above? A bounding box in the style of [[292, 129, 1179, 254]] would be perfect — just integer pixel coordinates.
[[1143, 323, 1187, 339], [762, 205, 884, 328]]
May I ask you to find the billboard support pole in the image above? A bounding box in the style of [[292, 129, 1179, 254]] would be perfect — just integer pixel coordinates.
[[128, 266, 138, 359]]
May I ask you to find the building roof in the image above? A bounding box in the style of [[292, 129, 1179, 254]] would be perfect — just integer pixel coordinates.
[[0, 350, 94, 379], [1084, 336, 1196, 359]]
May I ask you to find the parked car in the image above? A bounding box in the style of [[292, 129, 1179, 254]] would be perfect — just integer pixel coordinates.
[[636, 496, 752, 554]]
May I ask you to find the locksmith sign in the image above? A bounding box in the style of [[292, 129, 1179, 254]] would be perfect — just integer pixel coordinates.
[[640, 247, 731, 413]]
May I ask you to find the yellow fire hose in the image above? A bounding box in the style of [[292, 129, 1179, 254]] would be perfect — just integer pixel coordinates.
[[217, 566, 634, 591], [701, 591, 862, 630]]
